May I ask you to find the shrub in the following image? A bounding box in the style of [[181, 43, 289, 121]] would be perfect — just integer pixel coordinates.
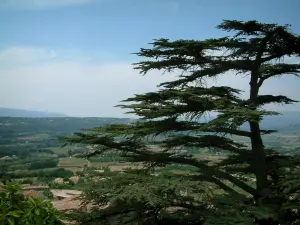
[[28, 159, 58, 170], [42, 189, 54, 199], [0, 182, 64, 225], [21, 179, 33, 185], [10, 168, 73, 179]]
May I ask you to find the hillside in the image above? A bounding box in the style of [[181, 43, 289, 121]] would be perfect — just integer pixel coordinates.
[[197, 111, 300, 132], [260, 111, 300, 130], [0, 107, 67, 117]]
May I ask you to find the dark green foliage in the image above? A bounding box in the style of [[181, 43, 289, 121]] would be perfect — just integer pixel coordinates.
[[0, 182, 64, 224], [42, 189, 54, 199], [62, 20, 300, 224], [21, 179, 33, 185], [68, 169, 211, 225], [10, 168, 73, 179], [41, 168, 73, 178], [0, 145, 32, 158], [28, 159, 58, 170]]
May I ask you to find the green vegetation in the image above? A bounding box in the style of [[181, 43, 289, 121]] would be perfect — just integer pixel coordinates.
[[0, 117, 133, 159], [0, 18, 299, 225], [0, 182, 63, 224], [9, 168, 73, 179], [63, 20, 300, 225], [0, 117, 133, 184], [28, 159, 58, 170], [42, 189, 54, 199], [88, 153, 125, 163], [21, 179, 34, 185]]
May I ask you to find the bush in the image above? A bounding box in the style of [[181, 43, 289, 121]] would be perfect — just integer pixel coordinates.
[[21, 179, 33, 185], [37, 168, 73, 179], [77, 178, 85, 184], [47, 168, 73, 178], [11, 168, 73, 179], [28, 159, 58, 170], [89, 153, 124, 163], [42, 189, 54, 199], [0, 182, 64, 224], [76, 171, 85, 177]]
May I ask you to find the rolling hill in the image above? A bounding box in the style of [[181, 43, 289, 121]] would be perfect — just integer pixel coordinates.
[[0, 107, 67, 117]]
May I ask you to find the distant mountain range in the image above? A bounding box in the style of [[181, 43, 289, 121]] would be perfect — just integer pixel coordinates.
[[0, 107, 67, 117], [0, 107, 299, 132], [260, 111, 300, 130], [194, 111, 300, 132]]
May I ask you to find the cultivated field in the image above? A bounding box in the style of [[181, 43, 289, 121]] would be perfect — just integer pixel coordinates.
[[58, 157, 140, 172]]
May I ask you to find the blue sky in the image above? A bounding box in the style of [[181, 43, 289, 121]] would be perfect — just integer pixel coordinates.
[[0, 0, 299, 117]]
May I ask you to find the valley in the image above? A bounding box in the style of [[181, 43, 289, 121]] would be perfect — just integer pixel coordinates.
[[0, 115, 299, 215]]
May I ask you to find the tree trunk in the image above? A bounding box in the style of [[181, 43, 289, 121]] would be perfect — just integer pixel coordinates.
[[249, 121, 268, 194], [249, 71, 268, 197]]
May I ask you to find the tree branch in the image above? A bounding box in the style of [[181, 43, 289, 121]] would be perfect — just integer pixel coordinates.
[[201, 127, 251, 137], [190, 174, 243, 196], [164, 156, 256, 196]]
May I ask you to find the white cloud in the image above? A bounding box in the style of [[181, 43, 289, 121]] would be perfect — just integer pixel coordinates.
[[0, 46, 173, 117], [1, 0, 97, 10], [0, 46, 299, 117], [0, 47, 56, 68]]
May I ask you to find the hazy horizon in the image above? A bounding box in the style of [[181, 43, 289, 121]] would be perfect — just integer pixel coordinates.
[[1, 0, 299, 117]]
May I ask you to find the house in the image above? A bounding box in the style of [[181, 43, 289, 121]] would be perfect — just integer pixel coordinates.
[[51, 189, 82, 200], [54, 176, 80, 185], [54, 178, 66, 184], [69, 176, 80, 184], [24, 190, 40, 198]]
